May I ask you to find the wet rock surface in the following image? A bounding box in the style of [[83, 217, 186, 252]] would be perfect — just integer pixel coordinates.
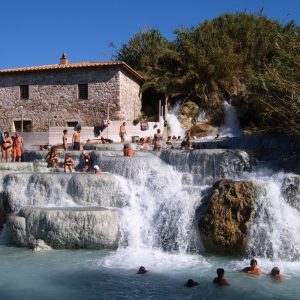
[[6, 206, 120, 249], [0, 172, 126, 212], [198, 179, 257, 255], [160, 149, 250, 185], [281, 175, 300, 211], [189, 124, 217, 137]]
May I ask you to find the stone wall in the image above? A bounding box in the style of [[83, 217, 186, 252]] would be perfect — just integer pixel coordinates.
[[119, 70, 142, 121], [0, 66, 141, 131]]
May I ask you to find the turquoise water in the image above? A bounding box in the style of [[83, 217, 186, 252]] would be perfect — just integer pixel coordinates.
[[1, 245, 299, 300]]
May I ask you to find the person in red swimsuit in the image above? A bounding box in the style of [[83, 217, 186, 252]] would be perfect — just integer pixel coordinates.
[[13, 132, 24, 162]]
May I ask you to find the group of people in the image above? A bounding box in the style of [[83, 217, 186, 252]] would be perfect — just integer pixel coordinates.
[[119, 120, 193, 152], [136, 259, 283, 289], [62, 128, 82, 151], [0, 131, 24, 162], [45, 147, 101, 174]]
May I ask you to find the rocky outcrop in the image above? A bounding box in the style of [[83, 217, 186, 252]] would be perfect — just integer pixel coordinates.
[[198, 179, 258, 255], [188, 124, 217, 137], [281, 175, 300, 211], [6, 206, 120, 250]]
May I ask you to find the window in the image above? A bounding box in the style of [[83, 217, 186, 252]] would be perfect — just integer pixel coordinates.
[[20, 85, 29, 99], [78, 84, 88, 100], [67, 121, 79, 127]]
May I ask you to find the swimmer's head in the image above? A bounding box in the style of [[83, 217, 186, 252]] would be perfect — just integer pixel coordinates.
[[217, 268, 225, 277], [184, 279, 199, 288], [250, 259, 257, 267], [271, 267, 280, 276], [137, 266, 147, 274]]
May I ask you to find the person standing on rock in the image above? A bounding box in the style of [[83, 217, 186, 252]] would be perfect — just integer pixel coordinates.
[[62, 129, 68, 151], [153, 128, 163, 151], [119, 122, 127, 143], [72, 128, 81, 150], [2, 131, 13, 162], [13, 132, 24, 162]]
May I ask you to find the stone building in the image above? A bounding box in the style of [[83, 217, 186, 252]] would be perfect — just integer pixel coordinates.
[[0, 54, 143, 131]]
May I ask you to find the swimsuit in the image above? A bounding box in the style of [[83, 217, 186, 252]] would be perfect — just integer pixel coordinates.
[[73, 142, 80, 150], [153, 134, 163, 150], [2, 140, 12, 150], [65, 159, 73, 166]]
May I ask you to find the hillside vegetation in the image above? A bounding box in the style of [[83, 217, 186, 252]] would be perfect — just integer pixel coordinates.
[[115, 12, 300, 137]]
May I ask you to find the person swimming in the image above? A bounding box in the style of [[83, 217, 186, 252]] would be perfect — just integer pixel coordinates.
[[184, 279, 199, 288], [241, 259, 263, 275], [270, 267, 283, 281], [137, 266, 148, 274], [213, 268, 230, 286]]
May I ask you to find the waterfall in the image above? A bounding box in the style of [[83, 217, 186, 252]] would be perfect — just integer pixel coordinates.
[[2, 147, 300, 265], [106, 155, 202, 253], [241, 171, 300, 261], [220, 100, 242, 137], [197, 110, 208, 123], [166, 103, 185, 138]]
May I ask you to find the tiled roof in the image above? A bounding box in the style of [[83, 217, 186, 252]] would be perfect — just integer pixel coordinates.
[[0, 61, 144, 82]]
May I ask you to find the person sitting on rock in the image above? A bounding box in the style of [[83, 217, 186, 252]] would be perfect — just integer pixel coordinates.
[[82, 152, 92, 172], [137, 266, 148, 274], [138, 138, 148, 151], [145, 137, 152, 144], [166, 136, 175, 149], [64, 153, 74, 173], [93, 165, 101, 174], [270, 267, 283, 281], [241, 259, 263, 275], [184, 279, 199, 288], [213, 268, 230, 286], [45, 147, 59, 168]]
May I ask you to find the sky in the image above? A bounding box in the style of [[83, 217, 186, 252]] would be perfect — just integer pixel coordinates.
[[0, 0, 300, 69]]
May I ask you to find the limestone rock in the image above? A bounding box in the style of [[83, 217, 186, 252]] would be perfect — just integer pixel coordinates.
[[6, 216, 27, 247], [32, 239, 52, 252], [198, 179, 257, 255], [181, 101, 199, 121], [0, 207, 6, 230], [6, 206, 120, 250], [189, 124, 217, 137]]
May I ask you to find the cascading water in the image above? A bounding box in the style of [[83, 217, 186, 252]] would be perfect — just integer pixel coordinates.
[[197, 110, 208, 123], [220, 100, 242, 137], [103, 155, 203, 253], [166, 103, 185, 138], [241, 171, 300, 261], [2, 149, 300, 299], [106, 153, 300, 265]]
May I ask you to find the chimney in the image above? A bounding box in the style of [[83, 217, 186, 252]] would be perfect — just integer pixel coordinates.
[[60, 53, 68, 65]]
